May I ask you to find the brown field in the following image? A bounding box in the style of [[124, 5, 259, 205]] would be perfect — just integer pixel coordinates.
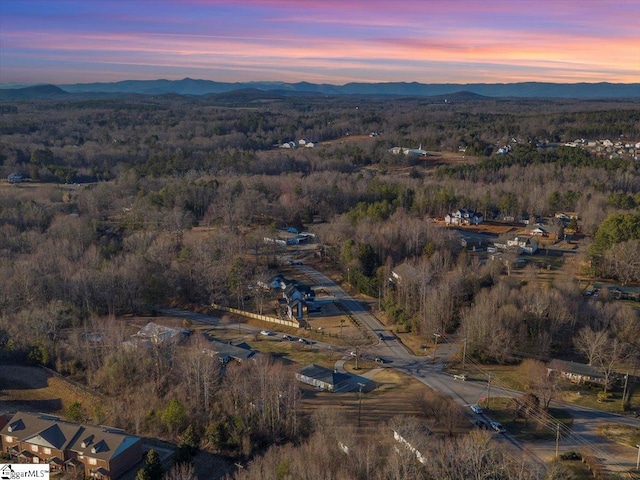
[[0, 364, 109, 421], [300, 369, 430, 439]]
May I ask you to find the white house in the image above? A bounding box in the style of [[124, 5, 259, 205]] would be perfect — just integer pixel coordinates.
[[507, 236, 538, 254], [445, 208, 483, 226]]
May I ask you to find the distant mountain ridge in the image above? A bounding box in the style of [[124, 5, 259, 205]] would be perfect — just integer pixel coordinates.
[[0, 84, 68, 99], [2, 78, 639, 99], [58, 79, 640, 98]]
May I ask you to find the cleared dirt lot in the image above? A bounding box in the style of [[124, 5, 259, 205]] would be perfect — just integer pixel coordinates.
[[0, 364, 107, 419]]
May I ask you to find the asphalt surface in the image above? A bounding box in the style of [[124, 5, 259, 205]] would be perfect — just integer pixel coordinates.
[[296, 264, 640, 472], [159, 263, 640, 472]]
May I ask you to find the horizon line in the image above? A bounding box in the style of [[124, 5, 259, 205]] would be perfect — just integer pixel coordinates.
[[2, 78, 640, 88]]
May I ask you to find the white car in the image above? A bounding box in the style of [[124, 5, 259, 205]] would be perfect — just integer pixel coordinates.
[[469, 404, 483, 414], [453, 374, 467, 381], [490, 421, 506, 433], [260, 330, 272, 336]]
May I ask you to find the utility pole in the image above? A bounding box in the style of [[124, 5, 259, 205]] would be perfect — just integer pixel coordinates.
[[358, 383, 365, 427], [433, 332, 441, 364], [555, 423, 560, 459], [462, 337, 467, 369], [636, 444, 640, 470], [486, 373, 492, 410]]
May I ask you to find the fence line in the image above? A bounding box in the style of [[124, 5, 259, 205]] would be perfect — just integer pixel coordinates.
[[211, 303, 300, 329]]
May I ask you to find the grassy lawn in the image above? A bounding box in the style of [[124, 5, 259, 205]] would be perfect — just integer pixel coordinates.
[[481, 397, 573, 442], [245, 337, 343, 369], [561, 383, 640, 414], [446, 364, 528, 391], [449, 360, 640, 417], [599, 423, 640, 448]]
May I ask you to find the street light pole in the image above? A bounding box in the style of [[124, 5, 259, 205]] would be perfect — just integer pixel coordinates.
[[636, 444, 640, 470], [621, 372, 629, 410]]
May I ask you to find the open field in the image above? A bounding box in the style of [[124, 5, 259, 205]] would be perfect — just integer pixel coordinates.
[[600, 424, 640, 449], [299, 369, 433, 438]]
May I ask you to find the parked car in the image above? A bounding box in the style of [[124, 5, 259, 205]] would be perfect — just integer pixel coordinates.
[[469, 404, 483, 414], [378, 333, 384, 340], [453, 373, 467, 381], [299, 338, 310, 345], [282, 334, 292, 341], [490, 421, 506, 433], [374, 357, 386, 364], [260, 330, 272, 336]]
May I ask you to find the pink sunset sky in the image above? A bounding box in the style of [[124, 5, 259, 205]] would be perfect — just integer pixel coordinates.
[[0, 0, 638, 85]]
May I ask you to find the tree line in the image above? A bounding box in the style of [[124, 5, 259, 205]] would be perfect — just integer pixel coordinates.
[[0, 94, 639, 477]]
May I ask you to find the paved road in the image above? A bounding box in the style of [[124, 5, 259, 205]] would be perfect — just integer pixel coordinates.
[[159, 264, 640, 472], [295, 264, 640, 472]]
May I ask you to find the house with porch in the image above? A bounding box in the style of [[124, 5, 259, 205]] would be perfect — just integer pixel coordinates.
[[546, 359, 606, 386]]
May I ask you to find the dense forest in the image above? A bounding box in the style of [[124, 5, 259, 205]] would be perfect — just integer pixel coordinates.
[[0, 93, 639, 478]]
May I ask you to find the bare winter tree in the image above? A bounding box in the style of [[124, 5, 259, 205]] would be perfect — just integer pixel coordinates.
[[574, 326, 609, 365], [519, 359, 558, 410], [597, 337, 629, 395], [164, 462, 197, 480], [603, 239, 640, 285]]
